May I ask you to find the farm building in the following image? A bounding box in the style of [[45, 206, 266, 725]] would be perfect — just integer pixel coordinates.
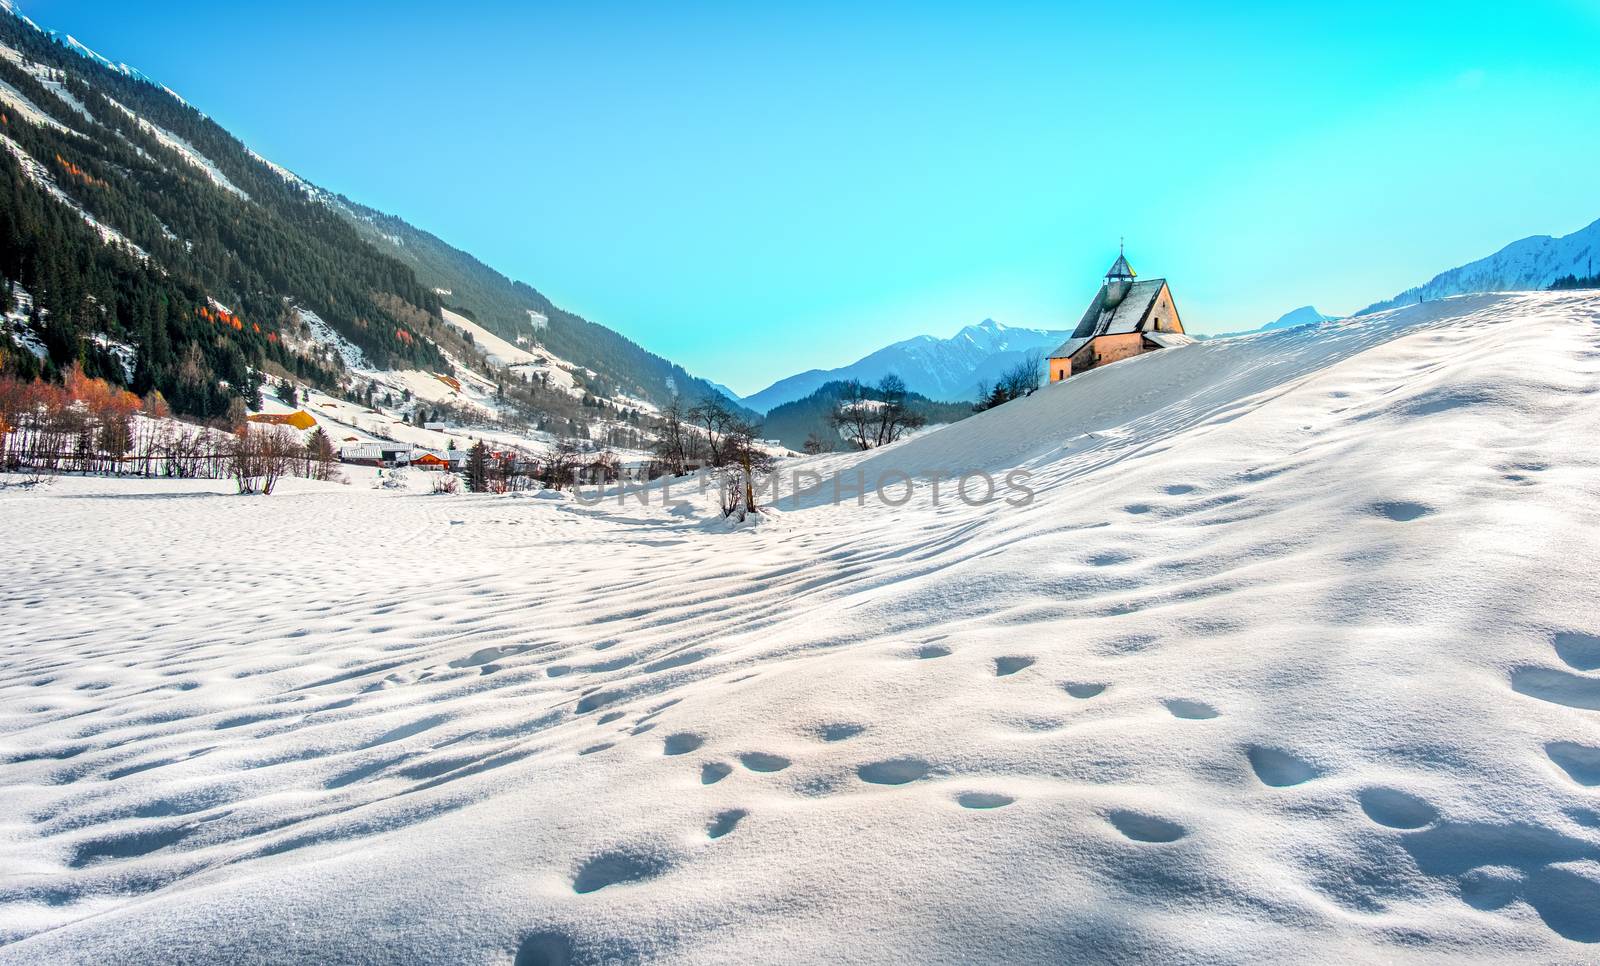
[[339, 443, 412, 467], [1048, 249, 1195, 382], [247, 410, 317, 430]]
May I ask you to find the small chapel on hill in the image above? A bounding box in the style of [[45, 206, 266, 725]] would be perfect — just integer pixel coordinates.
[[1047, 249, 1194, 382]]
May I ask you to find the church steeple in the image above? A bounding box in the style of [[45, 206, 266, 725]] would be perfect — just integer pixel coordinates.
[[1103, 240, 1136, 307]]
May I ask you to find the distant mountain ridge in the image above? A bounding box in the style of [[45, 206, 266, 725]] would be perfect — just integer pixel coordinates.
[[1361, 217, 1600, 314], [742, 318, 1070, 414], [1262, 305, 1337, 330]]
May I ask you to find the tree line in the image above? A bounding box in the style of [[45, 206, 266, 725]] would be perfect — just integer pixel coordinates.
[[0, 365, 337, 491]]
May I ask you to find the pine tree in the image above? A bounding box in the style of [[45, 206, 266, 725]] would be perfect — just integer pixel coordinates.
[[306, 427, 335, 480], [465, 440, 489, 493]]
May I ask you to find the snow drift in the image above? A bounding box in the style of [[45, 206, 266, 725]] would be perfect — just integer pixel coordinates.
[[2, 292, 1599, 964]]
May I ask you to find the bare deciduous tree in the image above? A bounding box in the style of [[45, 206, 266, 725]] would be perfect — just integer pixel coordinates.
[[829, 380, 877, 451], [652, 396, 691, 475], [974, 351, 1044, 412], [717, 419, 775, 521], [541, 438, 583, 491], [229, 426, 299, 495], [688, 395, 738, 467], [829, 376, 925, 450]]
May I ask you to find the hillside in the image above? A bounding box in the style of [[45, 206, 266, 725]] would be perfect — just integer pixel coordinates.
[[3, 291, 1597, 962], [0, 9, 449, 419], [760, 378, 976, 451], [0, 4, 738, 437], [1363, 216, 1600, 313], [326, 196, 753, 416], [743, 318, 1069, 413]]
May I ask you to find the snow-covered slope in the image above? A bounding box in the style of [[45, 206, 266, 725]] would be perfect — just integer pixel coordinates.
[[3, 292, 1599, 963], [1364, 216, 1600, 314], [744, 318, 1070, 412]]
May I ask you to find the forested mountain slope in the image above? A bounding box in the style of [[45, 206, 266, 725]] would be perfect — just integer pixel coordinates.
[[0, 9, 447, 418], [331, 198, 750, 415], [0, 4, 737, 426]]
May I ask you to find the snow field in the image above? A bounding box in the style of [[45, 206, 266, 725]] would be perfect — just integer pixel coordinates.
[[1, 292, 1598, 964]]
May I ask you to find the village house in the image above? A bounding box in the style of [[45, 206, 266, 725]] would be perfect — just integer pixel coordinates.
[[1047, 249, 1194, 382], [619, 458, 652, 483], [338, 442, 412, 468], [410, 450, 453, 471]]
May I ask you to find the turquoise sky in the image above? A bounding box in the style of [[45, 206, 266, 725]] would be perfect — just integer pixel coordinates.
[[32, 1, 1600, 394]]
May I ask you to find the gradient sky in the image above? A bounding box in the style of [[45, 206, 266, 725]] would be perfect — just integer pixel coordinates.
[[23, 1, 1600, 394]]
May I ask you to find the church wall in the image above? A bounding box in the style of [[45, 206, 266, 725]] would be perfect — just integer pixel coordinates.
[[1074, 333, 1144, 373], [1146, 287, 1184, 333]]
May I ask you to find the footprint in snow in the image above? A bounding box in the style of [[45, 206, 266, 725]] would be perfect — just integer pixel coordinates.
[[858, 758, 931, 785], [738, 752, 790, 773], [662, 733, 704, 756], [1163, 699, 1219, 719], [1247, 746, 1322, 787], [1552, 630, 1600, 672], [1063, 682, 1106, 699], [1357, 787, 1438, 828], [994, 656, 1035, 677], [957, 792, 1014, 809], [707, 809, 746, 839], [1369, 500, 1432, 522], [571, 848, 672, 894], [1510, 666, 1600, 710], [1546, 742, 1600, 786], [813, 723, 865, 742], [1107, 810, 1186, 843]]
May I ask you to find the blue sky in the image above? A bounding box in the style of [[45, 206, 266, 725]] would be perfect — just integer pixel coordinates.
[[26, 1, 1600, 394]]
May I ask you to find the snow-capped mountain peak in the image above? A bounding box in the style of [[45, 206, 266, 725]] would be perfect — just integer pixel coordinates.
[[741, 317, 1072, 412]]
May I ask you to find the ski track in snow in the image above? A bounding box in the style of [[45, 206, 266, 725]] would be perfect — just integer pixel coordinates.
[[2, 292, 1600, 963]]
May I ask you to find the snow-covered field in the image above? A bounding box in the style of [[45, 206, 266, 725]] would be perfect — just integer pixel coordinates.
[[2, 292, 1599, 964]]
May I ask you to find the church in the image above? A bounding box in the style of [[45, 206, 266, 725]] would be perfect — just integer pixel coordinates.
[[1047, 250, 1194, 381]]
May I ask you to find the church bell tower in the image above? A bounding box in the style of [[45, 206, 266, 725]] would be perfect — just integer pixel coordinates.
[[1103, 241, 1135, 308]]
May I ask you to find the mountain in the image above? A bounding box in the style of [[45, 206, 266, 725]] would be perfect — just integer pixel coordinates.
[[0, 2, 740, 431], [321, 194, 754, 418], [1262, 305, 1336, 330], [743, 318, 1069, 414], [1361, 216, 1600, 314], [706, 381, 744, 405], [1196, 304, 1341, 341]]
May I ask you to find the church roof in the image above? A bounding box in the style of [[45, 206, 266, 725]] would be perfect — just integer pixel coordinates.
[[1106, 254, 1135, 279], [1048, 278, 1169, 358]]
